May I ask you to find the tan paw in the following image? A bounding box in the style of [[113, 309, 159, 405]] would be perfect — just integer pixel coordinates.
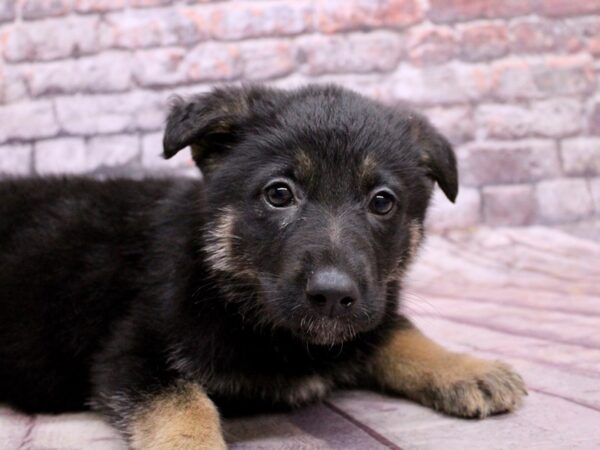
[[420, 356, 527, 419], [130, 383, 227, 450]]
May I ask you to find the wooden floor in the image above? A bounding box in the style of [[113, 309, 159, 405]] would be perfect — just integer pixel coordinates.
[[2, 226, 600, 450]]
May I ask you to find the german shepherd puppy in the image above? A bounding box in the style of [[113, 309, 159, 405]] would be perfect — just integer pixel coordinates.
[[0, 85, 526, 449]]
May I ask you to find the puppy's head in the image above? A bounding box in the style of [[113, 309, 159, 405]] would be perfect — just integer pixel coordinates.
[[164, 85, 457, 345]]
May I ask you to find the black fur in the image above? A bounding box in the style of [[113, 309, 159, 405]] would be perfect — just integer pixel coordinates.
[[0, 85, 457, 435]]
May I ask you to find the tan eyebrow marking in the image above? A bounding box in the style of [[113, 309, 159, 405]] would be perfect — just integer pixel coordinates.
[[295, 150, 313, 179], [359, 153, 378, 185]]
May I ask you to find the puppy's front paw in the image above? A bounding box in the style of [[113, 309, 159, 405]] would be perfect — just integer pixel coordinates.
[[133, 425, 226, 450], [130, 383, 227, 450], [422, 356, 527, 419]]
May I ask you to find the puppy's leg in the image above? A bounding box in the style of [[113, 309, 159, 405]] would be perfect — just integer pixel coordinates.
[[130, 382, 226, 450], [369, 319, 527, 418], [91, 344, 226, 449]]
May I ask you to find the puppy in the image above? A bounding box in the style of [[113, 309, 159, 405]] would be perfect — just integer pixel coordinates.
[[0, 84, 526, 449]]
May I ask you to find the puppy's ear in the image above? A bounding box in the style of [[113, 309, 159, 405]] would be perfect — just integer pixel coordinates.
[[163, 86, 268, 171], [409, 115, 459, 203]]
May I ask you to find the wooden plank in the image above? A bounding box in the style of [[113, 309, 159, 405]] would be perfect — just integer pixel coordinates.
[[412, 296, 600, 348], [226, 404, 392, 449], [408, 228, 600, 295], [25, 412, 125, 450], [0, 408, 31, 450], [329, 389, 600, 450], [408, 285, 600, 316]]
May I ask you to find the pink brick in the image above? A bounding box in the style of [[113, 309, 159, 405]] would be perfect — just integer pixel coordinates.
[[54, 93, 132, 134], [423, 105, 474, 145], [390, 63, 493, 105], [133, 47, 187, 87], [86, 135, 140, 170], [535, 178, 594, 223], [427, 0, 532, 23], [477, 99, 582, 138], [317, 0, 422, 33], [298, 32, 402, 76], [211, 1, 314, 40], [529, 99, 582, 137], [240, 40, 296, 80], [406, 25, 456, 66], [590, 101, 600, 135], [22, 0, 74, 20], [100, 8, 206, 50], [454, 64, 496, 100], [573, 18, 600, 56], [590, 178, 600, 214], [476, 104, 531, 138], [184, 43, 241, 82], [458, 22, 508, 62], [426, 186, 481, 231], [4, 16, 101, 62], [134, 92, 169, 131], [538, 0, 600, 17], [516, 17, 600, 55], [34, 138, 88, 175], [0, 101, 60, 143], [75, 0, 126, 12], [54, 92, 165, 135], [483, 184, 536, 226], [459, 140, 561, 187], [492, 62, 535, 101], [531, 55, 596, 96], [508, 19, 557, 54], [0, 65, 29, 104], [0, 144, 32, 175], [28, 51, 133, 97], [129, 0, 173, 7], [490, 55, 596, 100], [560, 138, 600, 176], [0, 1, 16, 23]]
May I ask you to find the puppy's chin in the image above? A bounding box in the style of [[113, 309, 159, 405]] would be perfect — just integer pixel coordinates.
[[291, 316, 360, 346]]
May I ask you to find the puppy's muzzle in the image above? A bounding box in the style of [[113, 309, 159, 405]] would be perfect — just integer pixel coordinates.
[[305, 268, 360, 319]]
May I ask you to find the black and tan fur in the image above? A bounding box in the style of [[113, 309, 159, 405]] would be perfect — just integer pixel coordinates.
[[0, 84, 526, 449]]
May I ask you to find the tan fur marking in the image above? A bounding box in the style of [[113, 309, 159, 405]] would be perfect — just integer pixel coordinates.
[[204, 208, 237, 274], [359, 154, 377, 184], [203, 208, 257, 280], [371, 326, 527, 418], [295, 150, 313, 179], [131, 383, 226, 450], [407, 220, 423, 261]]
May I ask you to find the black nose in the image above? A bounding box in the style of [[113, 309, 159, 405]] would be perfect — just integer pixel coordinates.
[[306, 268, 359, 318]]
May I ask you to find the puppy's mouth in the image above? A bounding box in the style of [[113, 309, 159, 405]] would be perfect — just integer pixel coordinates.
[[294, 316, 360, 346]]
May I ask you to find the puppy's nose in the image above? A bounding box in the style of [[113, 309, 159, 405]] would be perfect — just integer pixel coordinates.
[[306, 268, 359, 318]]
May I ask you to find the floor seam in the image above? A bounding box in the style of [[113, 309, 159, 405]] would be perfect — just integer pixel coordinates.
[[419, 313, 600, 351], [529, 387, 600, 414], [323, 400, 404, 450], [416, 291, 600, 319]]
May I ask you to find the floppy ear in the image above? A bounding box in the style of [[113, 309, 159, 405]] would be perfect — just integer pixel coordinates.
[[409, 115, 459, 203], [163, 85, 268, 171]]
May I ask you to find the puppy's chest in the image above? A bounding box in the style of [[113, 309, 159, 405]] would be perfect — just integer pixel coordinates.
[[200, 347, 360, 407]]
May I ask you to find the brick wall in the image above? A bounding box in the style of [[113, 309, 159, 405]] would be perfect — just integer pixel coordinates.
[[1, 0, 599, 230]]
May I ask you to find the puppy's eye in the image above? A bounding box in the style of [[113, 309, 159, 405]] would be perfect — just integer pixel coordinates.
[[265, 183, 294, 208], [369, 191, 396, 216]]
